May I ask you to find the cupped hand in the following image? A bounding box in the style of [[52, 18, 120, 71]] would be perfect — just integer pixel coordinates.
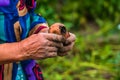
[[57, 33, 76, 56], [20, 33, 64, 60]]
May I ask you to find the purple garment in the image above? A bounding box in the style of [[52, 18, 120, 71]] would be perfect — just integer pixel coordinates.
[[21, 60, 44, 80], [0, 0, 10, 6], [24, 60, 36, 80]]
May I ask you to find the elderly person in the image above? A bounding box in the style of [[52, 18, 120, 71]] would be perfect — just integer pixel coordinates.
[[0, 0, 76, 80]]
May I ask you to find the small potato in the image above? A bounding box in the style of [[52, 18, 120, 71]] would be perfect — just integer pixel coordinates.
[[49, 23, 70, 39]]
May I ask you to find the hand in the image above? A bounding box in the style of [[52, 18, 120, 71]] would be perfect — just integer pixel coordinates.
[[20, 33, 64, 60], [57, 33, 76, 56]]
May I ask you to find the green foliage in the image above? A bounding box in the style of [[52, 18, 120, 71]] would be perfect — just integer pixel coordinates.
[[35, 0, 120, 30], [35, 0, 120, 80]]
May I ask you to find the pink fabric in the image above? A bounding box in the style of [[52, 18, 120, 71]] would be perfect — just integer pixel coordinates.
[[33, 64, 43, 80], [19, 0, 25, 10], [19, 0, 35, 11], [34, 26, 47, 34]]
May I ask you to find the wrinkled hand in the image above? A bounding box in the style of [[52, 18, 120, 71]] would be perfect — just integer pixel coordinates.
[[57, 33, 76, 56], [20, 33, 64, 60]]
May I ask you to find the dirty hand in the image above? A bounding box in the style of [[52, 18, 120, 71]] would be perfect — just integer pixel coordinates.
[[20, 33, 64, 60], [57, 33, 76, 56], [49, 23, 76, 56]]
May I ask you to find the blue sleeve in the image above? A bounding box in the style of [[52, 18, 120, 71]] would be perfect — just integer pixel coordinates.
[[29, 12, 47, 30]]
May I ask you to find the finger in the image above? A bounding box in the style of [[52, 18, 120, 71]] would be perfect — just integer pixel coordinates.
[[46, 47, 58, 52], [57, 52, 68, 56], [35, 52, 57, 59], [46, 52, 57, 58], [65, 33, 76, 45], [46, 41, 63, 48], [45, 33, 65, 42], [59, 42, 74, 52]]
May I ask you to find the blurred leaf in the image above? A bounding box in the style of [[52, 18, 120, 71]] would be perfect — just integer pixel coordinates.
[[35, 0, 120, 79]]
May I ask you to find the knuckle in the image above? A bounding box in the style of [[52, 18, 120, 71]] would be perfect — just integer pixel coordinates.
[[43, 40, 48, 44], [55, 48, 58, 51], [49, 52, 57, 57], [45, 47, 48, 51], [44, 52, 48, 57], [46, 41, 50, 46], [52, 53, 57, 56]]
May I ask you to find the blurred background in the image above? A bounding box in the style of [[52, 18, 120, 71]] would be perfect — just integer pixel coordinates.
[[35, 0, 120, 80]]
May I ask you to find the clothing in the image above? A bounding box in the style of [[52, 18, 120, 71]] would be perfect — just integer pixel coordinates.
[[0, 0, 48, 80]]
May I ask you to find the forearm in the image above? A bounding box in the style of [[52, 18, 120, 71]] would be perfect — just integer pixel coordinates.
[[0, 42, 25, 64], [0, 34, 42, 64], [0, 32, 66, 64]]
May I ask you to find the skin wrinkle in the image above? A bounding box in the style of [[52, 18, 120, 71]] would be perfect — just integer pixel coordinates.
[[46, 40, 63, 48], [19, 35, 38, 59], [30, 48, 45, 59], [44, 33, 65, 42], [49, 47, 58, 52], [47, 52, 57, 58], [0, 28, 76, 64], [21, 35, 44, 55], [20, 33, 61, 59], [34, 47, 58, 59]]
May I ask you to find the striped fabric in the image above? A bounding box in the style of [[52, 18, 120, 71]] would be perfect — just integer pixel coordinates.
[[0, 65, 3, 80], [0, 0, 48, 80]]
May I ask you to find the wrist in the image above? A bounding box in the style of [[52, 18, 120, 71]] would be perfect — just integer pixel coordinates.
[[17, 40, 31, 61], [18, 34, 39, 60]]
